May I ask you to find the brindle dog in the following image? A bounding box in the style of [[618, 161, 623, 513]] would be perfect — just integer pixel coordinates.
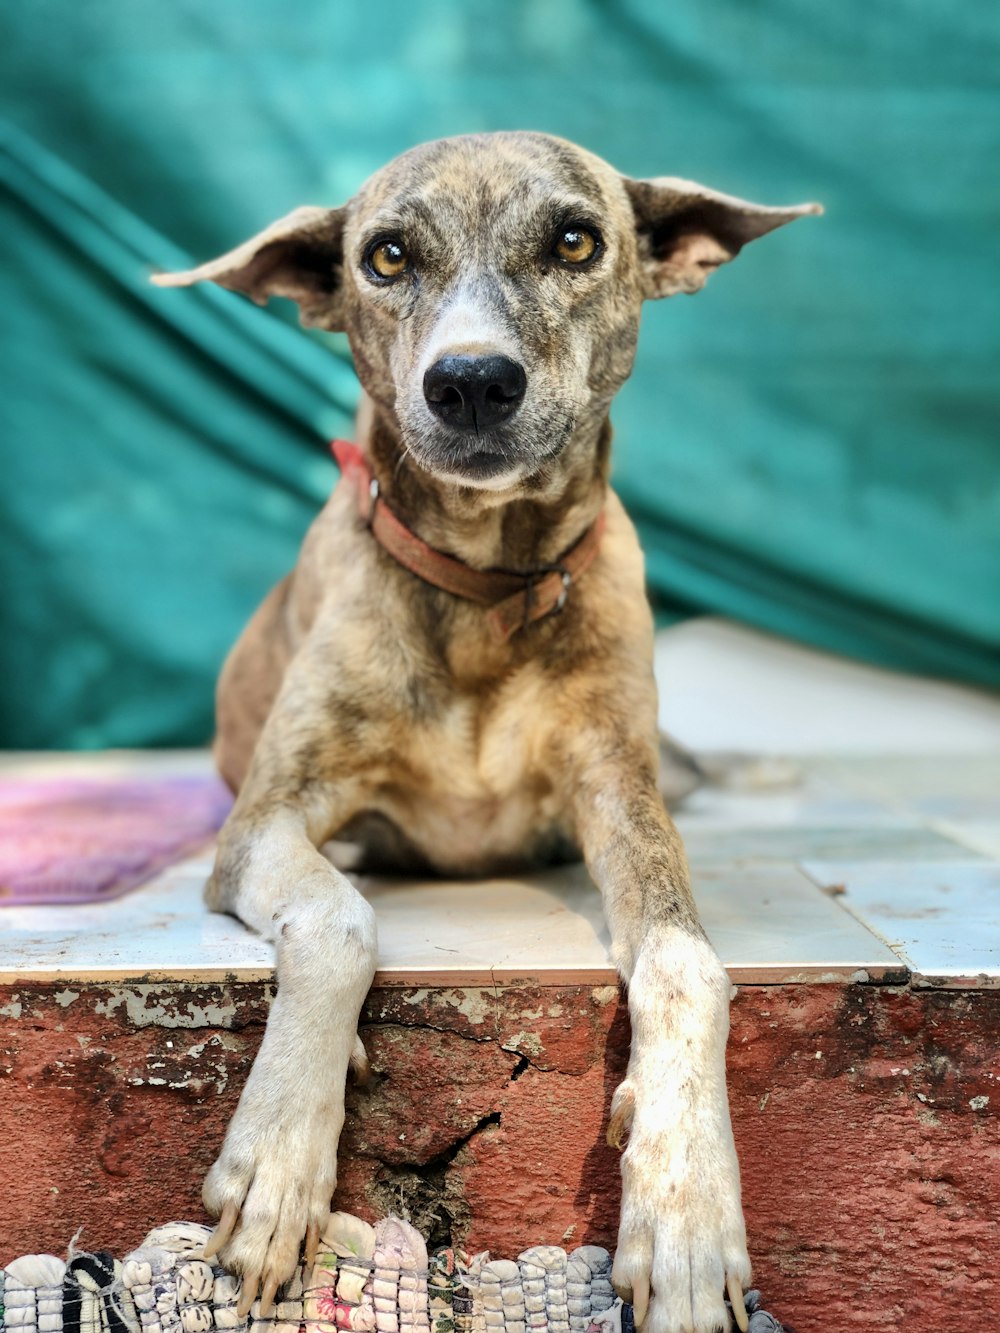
[[155, 132, 819, 1333]]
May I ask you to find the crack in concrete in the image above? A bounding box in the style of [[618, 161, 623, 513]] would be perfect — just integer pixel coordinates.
[[509, 1053, 531, 1082], [363, 1104, 502, 1249], [362, 1017, 496, 1046], [360, 1017, 601, 1078], [356, 1035, 541, 1247], [372, 1018, 607, 1082]]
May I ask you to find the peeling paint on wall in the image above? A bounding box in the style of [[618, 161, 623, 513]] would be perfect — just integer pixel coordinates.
[[1, 980, 998, 1330]]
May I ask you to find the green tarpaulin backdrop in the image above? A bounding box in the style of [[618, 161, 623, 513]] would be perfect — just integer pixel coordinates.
[[2, 1, 998, 747]]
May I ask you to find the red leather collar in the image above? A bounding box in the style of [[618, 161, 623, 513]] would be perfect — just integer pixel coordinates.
[[331, 439, 605, 641]]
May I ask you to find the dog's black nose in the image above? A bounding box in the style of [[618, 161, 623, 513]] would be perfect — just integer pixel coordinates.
[[423, 354, 527, 433]]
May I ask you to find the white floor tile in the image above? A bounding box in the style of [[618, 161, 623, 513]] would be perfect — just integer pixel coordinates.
[[800, 860, 1000, 988], [0, 852, 901, 988]]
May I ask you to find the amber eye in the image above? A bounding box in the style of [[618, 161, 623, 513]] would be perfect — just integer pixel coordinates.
[[552, 225, 600, 265], [366, 238, 410, 280]]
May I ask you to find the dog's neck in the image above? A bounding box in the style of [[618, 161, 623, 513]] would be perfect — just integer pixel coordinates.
[[362, 408, 611, 572]]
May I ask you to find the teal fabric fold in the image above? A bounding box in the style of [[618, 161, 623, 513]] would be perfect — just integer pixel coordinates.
[[1, 2, 998, 748], [1, 124, 356, 747]]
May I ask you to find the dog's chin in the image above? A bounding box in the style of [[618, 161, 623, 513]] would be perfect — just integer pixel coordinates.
[[437, 449, 525, 491], [405, 443, 530, 491], [403, 424, 571, 492]]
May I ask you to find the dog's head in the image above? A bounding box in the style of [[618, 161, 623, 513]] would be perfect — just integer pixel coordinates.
[[156, 133, 819, 492]]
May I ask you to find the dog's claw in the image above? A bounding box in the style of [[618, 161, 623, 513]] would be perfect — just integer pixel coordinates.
[[631, 1274, 650, 1328], [203, 1202, 239, 1260], [259, 1274, 280, 1320], [350, 1034, 371, 1086], [727, 1275, 749, 1332], [304, 1221, 321, 1269], [607, 1082, 635, 1150], [237, 1272, 260, 1319]]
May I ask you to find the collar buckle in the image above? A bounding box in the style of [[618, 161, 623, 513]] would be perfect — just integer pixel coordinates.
[[522, 564, 573, 630]]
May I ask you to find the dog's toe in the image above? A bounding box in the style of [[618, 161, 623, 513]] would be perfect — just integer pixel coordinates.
[[614, 1106, 751, 1333], [201, 1105, 338, 1303]]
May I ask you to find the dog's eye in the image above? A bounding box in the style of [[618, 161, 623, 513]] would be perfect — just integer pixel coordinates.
[[552, 226, 600, 266], [366, 238, 410, 280]]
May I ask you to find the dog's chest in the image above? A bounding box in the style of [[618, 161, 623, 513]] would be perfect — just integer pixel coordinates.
[[371, 671, 569, 873]]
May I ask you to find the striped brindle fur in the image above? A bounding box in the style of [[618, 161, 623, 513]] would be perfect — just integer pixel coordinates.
[[155, 132, 819, 1333]]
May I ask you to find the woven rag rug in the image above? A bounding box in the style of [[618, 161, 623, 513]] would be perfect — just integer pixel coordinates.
[[0, 1216, 789, 1333], [0, 774, 233, 906]]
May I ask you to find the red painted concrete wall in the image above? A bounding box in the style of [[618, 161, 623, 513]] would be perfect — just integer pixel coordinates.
[[1, 981, 997, 1329]]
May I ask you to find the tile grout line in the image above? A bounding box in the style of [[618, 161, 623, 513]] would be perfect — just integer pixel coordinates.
[[795, 858, 915, 981]]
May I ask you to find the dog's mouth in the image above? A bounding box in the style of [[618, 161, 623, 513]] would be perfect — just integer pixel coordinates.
[[400, 411, 577, 491], [414, 446, 522, 490], [445, 448, 513, 481], [402, 425, 525, 489], [415, 436, 569, 490]]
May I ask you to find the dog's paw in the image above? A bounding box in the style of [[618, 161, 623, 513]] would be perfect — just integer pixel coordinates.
[[609, 1080, 751, 1333], [201, 1097, 342, 1316]]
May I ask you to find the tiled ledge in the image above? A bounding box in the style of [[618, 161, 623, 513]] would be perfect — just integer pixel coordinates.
[[0, 851, 908, 988], [2, 750, 997, 989]]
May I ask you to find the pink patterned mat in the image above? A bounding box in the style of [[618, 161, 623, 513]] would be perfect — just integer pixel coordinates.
[[0, 773, 233, 906]]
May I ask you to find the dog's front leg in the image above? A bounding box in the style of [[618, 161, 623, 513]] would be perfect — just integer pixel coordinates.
[[572, 741, 751, 1333], [201, 784, 376, 1315]]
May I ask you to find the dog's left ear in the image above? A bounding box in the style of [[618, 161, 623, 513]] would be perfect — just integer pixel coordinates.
[[151, 206, 347, 329], [623, 177, 822, 299]]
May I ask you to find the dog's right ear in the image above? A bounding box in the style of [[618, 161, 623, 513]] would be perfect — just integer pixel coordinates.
[[151, 206, 347, 330]]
